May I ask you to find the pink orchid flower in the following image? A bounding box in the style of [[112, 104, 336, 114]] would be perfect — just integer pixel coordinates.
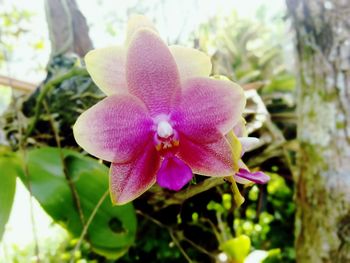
[[230, 118, 270, 184], [73, 16, 246, 205]]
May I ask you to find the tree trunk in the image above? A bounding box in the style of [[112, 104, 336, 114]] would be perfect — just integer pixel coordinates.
[[45, 0, 93, 57], [286, 0, 350, 262]]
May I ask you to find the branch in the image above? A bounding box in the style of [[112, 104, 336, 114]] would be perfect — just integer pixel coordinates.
[[148, 177, 225, 208], [0, 74, 37, 92]]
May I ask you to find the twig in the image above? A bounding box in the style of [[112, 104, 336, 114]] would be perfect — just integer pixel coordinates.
[[0, 74, 36, 92], [17, 92, 41, 263], [150, 177, 225, 208], [136, 210, 193, 263], [43, 100, 86, 227], [1, 38, 41, 262], [182, 236, 215, 259], [136, 210, 165, 227], [168, 230, 193, 263], [70, 189, 109, 263], [199, 218, 222, 244]]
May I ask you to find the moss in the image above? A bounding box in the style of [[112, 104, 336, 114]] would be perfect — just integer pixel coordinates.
[[336, 121, 346, 129], [300, 142, 328, 171]]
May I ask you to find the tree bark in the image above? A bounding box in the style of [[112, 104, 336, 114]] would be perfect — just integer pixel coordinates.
[[286, 0, 350, 262], [45, 0, 93, 57]]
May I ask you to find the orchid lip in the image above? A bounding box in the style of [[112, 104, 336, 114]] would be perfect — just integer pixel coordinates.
[[153, 129, 180, 155]]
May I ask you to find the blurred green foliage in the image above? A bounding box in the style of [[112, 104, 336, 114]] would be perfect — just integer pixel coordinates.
[[198, 8, 295, 94]]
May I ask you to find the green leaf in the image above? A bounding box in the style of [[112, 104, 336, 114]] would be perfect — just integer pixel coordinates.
[[0, 151, 21, 241], [237, 69, 261, 84], [264, 73, 296, 93], [18, 147, 137, 259], [220, 235, 251, 262]]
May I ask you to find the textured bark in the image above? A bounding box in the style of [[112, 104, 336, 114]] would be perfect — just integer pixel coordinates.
[[45, 0, 93, 57], [286, 0, 350, 262]]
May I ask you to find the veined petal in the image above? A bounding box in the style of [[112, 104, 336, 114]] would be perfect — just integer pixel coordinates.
[[235, 168, 270, 184], [126, 29, 181, 115], [156, 156, 193, 191], [73, 94, 153, 163], [169, 45, 212, 82], [85, 46, 127, 96], [172, 77, 245, 143], [126, 14, 158, 43], [110, 143, 161, 205], [178, 134, 234, 177]]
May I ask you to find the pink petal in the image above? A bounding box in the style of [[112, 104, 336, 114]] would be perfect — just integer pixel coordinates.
[[235, 168, 270, 184], [169, 45, 212, 82], [110, 143, 161, 205], [172, 77, 245, 143], [85, 46, 127, 96], [126, 14, 158, 43], [234, 161, 251, 184], [156, 156, 193, 191], [73, 94, 153, 163], [178, 134, 234, 177], [126, 29, 181, 116]]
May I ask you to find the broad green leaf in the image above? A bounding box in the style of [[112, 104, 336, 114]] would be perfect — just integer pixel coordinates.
[[0, 151, 21, 241], [18, 147, 137, 259]]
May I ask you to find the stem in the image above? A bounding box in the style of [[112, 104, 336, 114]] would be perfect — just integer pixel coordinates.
[[150, 177, 225, 208], [169, 230, 193, 263], [43, 101, 86, 227], [226, 176, 245, 207], [4, 45, 41, 261], [136, 210, 193, 263], [182, 236, 215, 259], [70, 189, 109, 263]]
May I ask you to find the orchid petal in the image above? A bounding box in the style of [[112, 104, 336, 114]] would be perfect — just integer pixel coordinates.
[[126, 29, 181, 115], [235, 168, 270, 184], [233, 117, 248, 137], [73, 94, 153, 163], [178, 135, 234, 176], [169, 45, 212, 82], [85, 46, 127, 96], [126, 14, 158, 43], [156, 156, 193, 191], [172, 77, 245, 143], [110, 143, 160, 205], [239, 137, 260, 155]]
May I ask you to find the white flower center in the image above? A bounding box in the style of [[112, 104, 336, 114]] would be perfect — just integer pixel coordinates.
[[157, 120, 173, 138]]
